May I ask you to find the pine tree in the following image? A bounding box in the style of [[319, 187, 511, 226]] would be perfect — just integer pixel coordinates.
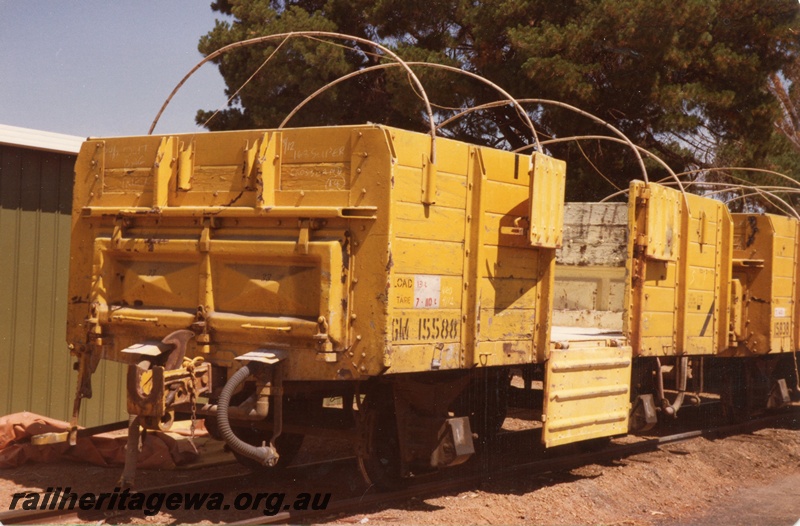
[[198, 0, 800, 199]]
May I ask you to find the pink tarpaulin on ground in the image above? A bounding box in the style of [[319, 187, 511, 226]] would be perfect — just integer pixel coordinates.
[[0, 412, 208, 469]]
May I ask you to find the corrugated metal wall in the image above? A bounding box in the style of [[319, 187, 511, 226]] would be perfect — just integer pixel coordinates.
[[0, 143, 126, 427]]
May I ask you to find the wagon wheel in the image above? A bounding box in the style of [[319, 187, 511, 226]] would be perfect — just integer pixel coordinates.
[[628, 357, 659, 433], [356, 389, 404, 490], [452, 368, 509, 447], [720, 359, 750, 424]]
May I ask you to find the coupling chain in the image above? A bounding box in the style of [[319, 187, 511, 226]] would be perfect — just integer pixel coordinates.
[[183, 356, 205, 454]]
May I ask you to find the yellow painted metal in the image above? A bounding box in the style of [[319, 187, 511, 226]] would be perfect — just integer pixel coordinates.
[[528, 152, 567, 248], [387, 138, 564, 371], [420, 153, 437, 205], [542, 340, 632, 447], [68, 125, 565, 383], [730, 279, 744, 343], [153, 136, 176, 208], [177, 140, 194, 191], [795, 220, 800, 354], [625, 181, 733, 357], [642, 184, 680, 261], [730, 214, 798, 355]]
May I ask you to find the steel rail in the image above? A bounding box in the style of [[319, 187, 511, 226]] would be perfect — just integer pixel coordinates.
[[1, 410, 797, 525], [228, 408, 800, 525], [0, 457, 355, 525]]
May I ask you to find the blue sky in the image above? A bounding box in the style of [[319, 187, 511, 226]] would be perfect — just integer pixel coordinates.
[[1, 2, 231, 138]]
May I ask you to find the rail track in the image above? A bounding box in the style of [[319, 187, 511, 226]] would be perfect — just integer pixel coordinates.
[[230, 408, 800, 525], [2, 407, 797, 525], [0, 455, 358, 525]]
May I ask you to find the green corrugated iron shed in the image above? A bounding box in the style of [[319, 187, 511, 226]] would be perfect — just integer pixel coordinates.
[[0, 124, 126, 427]]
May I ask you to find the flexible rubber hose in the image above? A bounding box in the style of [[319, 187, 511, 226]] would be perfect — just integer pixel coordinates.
[[217, 364, 275, 466]]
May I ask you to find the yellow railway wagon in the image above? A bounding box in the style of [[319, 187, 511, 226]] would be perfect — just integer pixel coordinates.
[[557, 180, 799, 430], [67, 125, 564, 379], [729, 213, 799, 356], [625, 181, 733, 358], [66, 125, 566, 485], [61, 124, 799, 488]]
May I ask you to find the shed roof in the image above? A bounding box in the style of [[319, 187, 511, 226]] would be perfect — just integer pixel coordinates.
[[0, 124, 84, 155]]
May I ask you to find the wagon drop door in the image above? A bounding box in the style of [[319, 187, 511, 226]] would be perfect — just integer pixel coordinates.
[[542, 340, 633, 447]]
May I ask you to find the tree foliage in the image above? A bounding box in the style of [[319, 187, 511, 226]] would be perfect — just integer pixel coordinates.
[[198, 0, 800, 200]]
